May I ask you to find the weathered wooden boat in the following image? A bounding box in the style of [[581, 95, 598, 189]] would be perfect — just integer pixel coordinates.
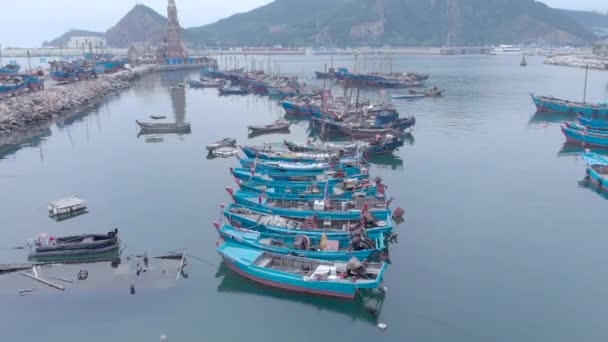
[[239, 156, 365, 175], [230, 167, 369, 184], [391, 94, 425, 100], [217, 242, 387, 299], [207, 137, 237, 152], [28, 229, 119, 261], [582, 152, 608, 190], [210, 146, 239, 158], [223, 204, 394, 237], [189, 78, 223, 88], [578, 116, 608, 131], [0, 64, 20, 74], [563, 122, 608, 136], [0, 74, 44, 95], [149, 115, 167, 120], [408, 87, 443, 97], [247, 120, 291, 134], [237, 177, 380, 200], [215, 224, 386, 261], [240, 145, 347, 163], [283, 139, 359, 153], [561, 124, 608, 148], [136, 120, 191, 134], [226, 188, 391, 220], [531, 93, 608, 116], [315, 68, 336, 79], [339, 126, 406, 139], [219, 86, 248, 95]]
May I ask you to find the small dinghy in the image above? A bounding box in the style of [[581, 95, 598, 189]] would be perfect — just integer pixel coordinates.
[[28, 229, 120, 261], [136, 120, 191, 134], [247, 120, 291, 134], [149, 115, 167, 120], [210, 146, 239, 158], [217, 242, 387, 299], [206, 137, 237, 152], [408, 87, 443, 97], [219, 86, 248, 95], [391, 94, 425, 100]]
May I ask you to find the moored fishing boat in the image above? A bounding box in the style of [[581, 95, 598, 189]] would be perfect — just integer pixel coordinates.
[[226, 188, 391, 220], [582, 152, 608, 190], [207, 138, 237, 152], [215, 224, 387, 262], [237, 177, 379, 200], [241, 145, 348, 162], [578, 116, 608, 131], [27, 229, 120, 261], [223, 204, 394, 237], [561, 124, 608, 148], [247, 120, 291, 134], [531, 93, 608, 116], [239, 156, 365, 175], [230, 167, 369, 183], [408, 87, 443, 97], [216, 242, 387, 299], [219, 86, 248, 95], [136, 120, 192, 134], [0, 63, 20, 75]]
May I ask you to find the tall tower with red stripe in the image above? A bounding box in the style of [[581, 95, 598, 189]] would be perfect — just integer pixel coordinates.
[[162, 0, 187, 60]]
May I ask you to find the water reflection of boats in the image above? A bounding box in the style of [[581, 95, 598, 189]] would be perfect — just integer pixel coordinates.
[[366, 154, 405, 169], [529, 112, 572, 125], [215, 262, 384, 325], [578, 178, 608, 200]]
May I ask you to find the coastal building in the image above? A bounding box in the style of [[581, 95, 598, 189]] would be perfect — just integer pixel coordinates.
[[128, 43, 159, 65], [66, 36, 107, 49]]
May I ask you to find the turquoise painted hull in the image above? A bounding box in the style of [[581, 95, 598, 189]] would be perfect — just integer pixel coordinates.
[[238, 182, 377, 200], [239, 158, 365, 176], [217, 243, 387, 299], [532, 94, 608, 116], [579, 117, 608, 131], [230, 191, 391, 220], [224, 204, 394, 237], [218, 225, 385, 261], [582, 153, 608, 190], [562, 125, 608, 148], [230, 167, 369, 184]]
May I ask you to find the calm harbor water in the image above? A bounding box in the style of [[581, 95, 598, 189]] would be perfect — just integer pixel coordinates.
[[1, 55, 608, 342]]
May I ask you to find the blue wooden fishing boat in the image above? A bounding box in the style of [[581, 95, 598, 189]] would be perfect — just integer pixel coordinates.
[[0, 74, 44, 95], [564, 122, 608, 136], [578, 116, 608, 131], [239, 157, 365, 175], [531, 93, 608, 116], [223, 204, 395, 237], [237, 178, 379, 200], [0, 64, 20, 75], [230, 167, 369, 183], [218, 86, 248, 95], [241, 145, 349, 162], [561, 124, 608, 148], [215, 223, 386, 261], [226, 188, 391, 220], [582, 152, 608, 190], [217, 242, 387, 299]]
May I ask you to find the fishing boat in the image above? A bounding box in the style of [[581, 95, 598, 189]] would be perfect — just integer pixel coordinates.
[[531, 94, 608, 116], [563, 122, 608, 136], [219, 86, 248, 96], [408, 87, 443, 97], [561, 124, 608, 148], [391, 94, 425, 100], [239, 156, 365, 175], [226, 188, 391, 220], [210, 146, 239, 158], [224, 204, 395, 237], [207, 138, 237, 152], [339, 126, 406, 139], [149, 115, 167, 120], [136, 120, 191, 134], [578, 116, 608, 131], [315, 68, 336, 79], [247, 120, 291, 134], [230, 167, 369, 184], [240, 146, 347, 163], [215, 224, 386, 261], [237, 177, 380, 200], [582, 152, 608, 189], [27, 229, 119, 261], [217, 242, 387, 299], [520, 53, 528, 67], [0, 64, 20, 75]]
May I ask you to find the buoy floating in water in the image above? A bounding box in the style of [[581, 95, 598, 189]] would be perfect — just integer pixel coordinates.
[[377, 323, 387, 330]]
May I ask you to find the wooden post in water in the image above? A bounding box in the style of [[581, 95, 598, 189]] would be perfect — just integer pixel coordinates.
[[583, 64, 589, 103], [27, 51, 32, 73]]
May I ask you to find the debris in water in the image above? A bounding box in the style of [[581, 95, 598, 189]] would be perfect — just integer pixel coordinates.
[[77, 270, 88, 281], [377, 323, 387, 330], [130, 281, 136, 295], [19, 288, 36, 296], [160, 335, 168, 341]]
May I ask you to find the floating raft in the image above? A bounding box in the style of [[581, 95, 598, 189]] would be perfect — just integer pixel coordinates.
[[48, 196, 87, 218]]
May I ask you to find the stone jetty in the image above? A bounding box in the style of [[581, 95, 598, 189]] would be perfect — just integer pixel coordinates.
[[0, 66, 154, 141], [544, 55, 608, 71]]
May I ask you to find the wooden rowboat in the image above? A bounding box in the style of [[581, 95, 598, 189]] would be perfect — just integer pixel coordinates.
[[136, 120, 191, 134], [247, 120, 291, 134]]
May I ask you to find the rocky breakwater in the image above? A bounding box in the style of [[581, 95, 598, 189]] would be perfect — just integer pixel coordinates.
[[0, 66, 154, 144], [544, 55, 608, 71]]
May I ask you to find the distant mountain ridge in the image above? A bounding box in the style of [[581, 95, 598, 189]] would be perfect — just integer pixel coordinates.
[[46, 1, 603, 48]]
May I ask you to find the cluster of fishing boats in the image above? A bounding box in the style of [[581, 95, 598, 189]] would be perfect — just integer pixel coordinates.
[[315, 67, 429, 89], [214, 143, 404, 299]]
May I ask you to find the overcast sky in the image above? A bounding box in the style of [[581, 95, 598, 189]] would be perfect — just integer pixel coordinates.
[[0, 0, 606, 47]]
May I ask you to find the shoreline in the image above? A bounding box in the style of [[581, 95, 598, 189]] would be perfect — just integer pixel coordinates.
[[544, 54, 608, 71], [0, 66, 155, 147]]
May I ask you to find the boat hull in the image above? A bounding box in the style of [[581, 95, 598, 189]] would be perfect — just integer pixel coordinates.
[[561, 125, 608, 148], [532, 94, 608, 116]]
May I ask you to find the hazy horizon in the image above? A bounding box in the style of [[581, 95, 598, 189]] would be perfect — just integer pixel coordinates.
[[0, 0, 606, 48]]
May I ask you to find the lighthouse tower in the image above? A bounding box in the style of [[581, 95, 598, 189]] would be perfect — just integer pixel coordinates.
[[161, 0, 188, 62]]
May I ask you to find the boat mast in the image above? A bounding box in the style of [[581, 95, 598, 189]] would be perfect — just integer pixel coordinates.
[[583, 64, 589, 103]]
